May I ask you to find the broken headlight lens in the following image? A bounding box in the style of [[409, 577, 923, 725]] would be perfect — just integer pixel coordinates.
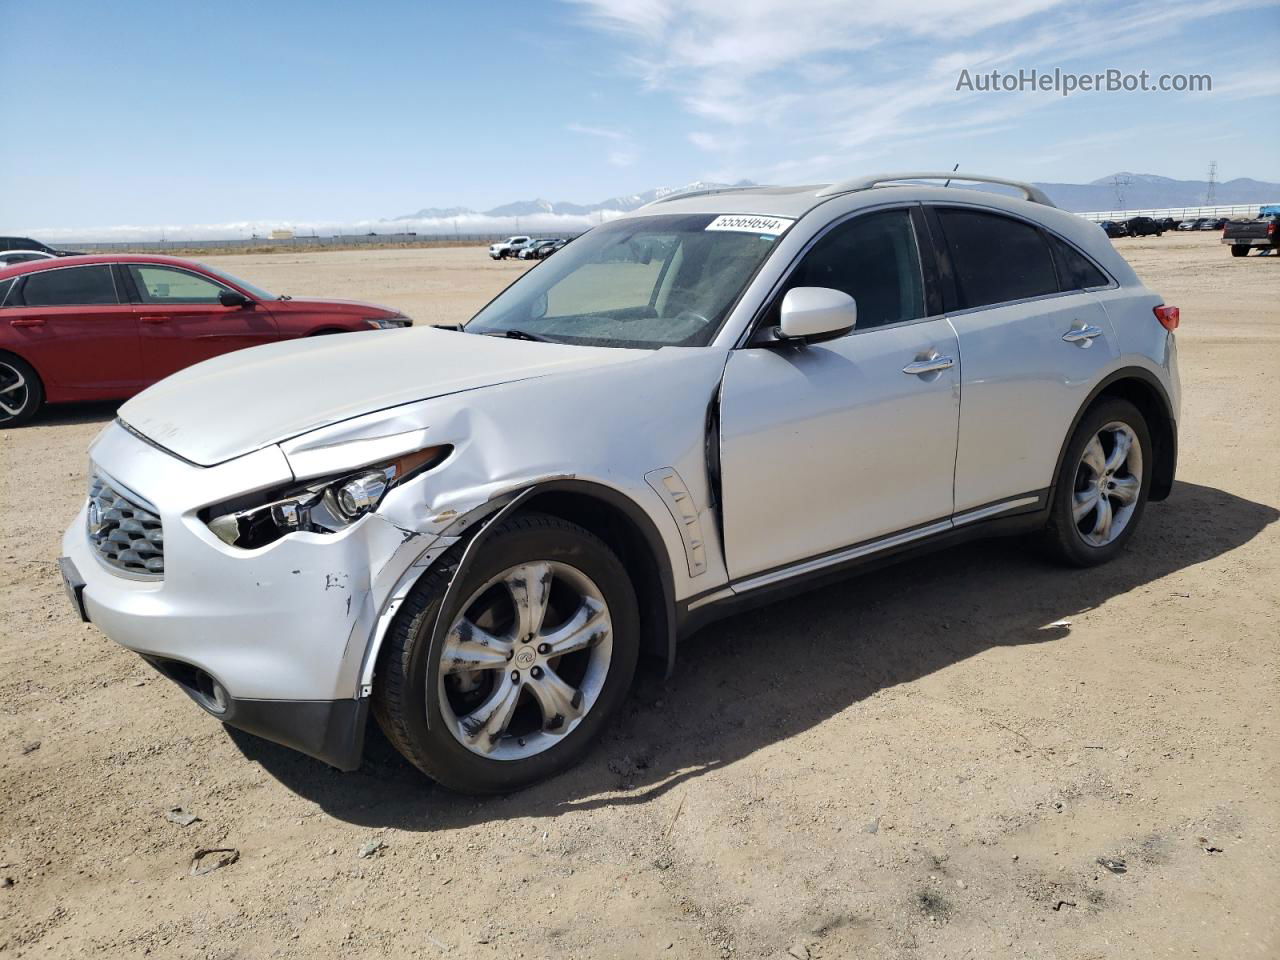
[[205, 445, 449, 549]]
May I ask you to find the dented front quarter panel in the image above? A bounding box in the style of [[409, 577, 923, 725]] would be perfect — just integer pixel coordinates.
[[282, 344, 735, 699]]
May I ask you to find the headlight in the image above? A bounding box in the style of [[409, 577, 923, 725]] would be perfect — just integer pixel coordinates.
[[364, 315, 413, 329], [204, 445, 449, 548]]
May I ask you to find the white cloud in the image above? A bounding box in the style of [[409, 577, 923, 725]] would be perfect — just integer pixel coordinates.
[[567, 0, 1276, 182]]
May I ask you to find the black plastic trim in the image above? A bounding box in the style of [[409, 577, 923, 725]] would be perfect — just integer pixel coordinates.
[[140, 654, 368, 771]]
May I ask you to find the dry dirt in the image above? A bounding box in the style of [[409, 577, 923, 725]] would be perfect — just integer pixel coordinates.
[[1, 234, 1276, 959]]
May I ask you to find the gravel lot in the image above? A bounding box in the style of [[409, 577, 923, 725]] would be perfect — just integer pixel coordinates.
[[1, 234, 1276, 959]]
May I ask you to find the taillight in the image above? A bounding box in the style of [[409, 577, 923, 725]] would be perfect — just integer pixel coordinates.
[[1154, 305, 1180, 331], [1268, 221, 1276, 236]]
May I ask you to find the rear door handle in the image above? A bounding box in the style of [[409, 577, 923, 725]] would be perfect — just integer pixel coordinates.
[[140, 316, 172, 325], [1062, 323, 1103, 345], [902, 355, 955, 376], [10, 318, 45, 327]]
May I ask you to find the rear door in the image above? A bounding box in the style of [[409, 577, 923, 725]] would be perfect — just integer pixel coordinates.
[[929, 206, 1118, 515], [123, 263, 278, 382], [5, 264, 143, 398]]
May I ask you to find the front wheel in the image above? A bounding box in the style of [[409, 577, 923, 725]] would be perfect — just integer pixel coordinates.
[[0, 354, 43, 428], [1041, 398, 1152, 567], [373, 512, 639, 793]]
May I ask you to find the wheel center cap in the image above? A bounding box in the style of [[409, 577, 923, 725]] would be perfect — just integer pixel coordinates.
[[514, 645, 537, 669]]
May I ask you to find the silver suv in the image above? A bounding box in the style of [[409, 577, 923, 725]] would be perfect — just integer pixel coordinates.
[[61, 173, 1180, 793]]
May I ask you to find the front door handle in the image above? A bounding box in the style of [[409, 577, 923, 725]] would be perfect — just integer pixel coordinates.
[[902, 355, 955, 376], [10, 318, 45, 327], [1062, 323, 1103, 345], [140, 316, 172, 325]]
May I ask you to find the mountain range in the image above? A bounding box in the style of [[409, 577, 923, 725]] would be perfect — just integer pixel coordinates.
[[396, 173, 1278, 221]]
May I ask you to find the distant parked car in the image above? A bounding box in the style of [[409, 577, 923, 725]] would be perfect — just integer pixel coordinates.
[[0, 250, 57, 268], [1159, 217, 1179, 231], [0, 236, 83, 256], [535, 238, 572, 259], [1125, 217, 1164, 237], [518, 239, 560, 260], [1200, 218, 1227, 231], [1177, 218, 1205, 231], [0, 254, 412, 426], [1099, 220, 1129, 238], [488, 236, 532, 260]]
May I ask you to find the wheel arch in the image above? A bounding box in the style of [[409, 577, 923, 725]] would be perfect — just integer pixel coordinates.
[[517, 480, 678, 673], [1051, 367, 1178, 505]]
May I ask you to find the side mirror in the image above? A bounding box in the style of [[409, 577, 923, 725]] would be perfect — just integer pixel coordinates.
[[777, 287, 857, 342], [219, 290, 251, 308]]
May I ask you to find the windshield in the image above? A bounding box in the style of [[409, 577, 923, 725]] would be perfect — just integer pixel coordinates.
[[466, 213, 784, 348], [197, 262, 277, 301]]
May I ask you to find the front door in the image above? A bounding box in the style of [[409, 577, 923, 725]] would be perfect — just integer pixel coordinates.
[[718, 207, 961, 581], [125, 263, 278, 382]]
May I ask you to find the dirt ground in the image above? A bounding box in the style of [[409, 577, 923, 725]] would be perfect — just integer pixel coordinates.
[[1, 233, 1276, 959]]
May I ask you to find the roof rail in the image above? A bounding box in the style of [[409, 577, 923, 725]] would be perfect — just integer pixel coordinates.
[[644, 184, 764, 208], [815, 172, 1055, 207]]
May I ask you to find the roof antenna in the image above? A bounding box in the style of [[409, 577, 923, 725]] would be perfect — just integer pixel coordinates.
[[944, 163, 959, 189]]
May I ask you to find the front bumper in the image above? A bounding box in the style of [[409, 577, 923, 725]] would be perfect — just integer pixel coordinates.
[[59, 422, 447, 769]]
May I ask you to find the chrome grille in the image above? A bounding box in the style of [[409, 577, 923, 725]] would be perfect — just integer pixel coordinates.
[[87, 473, 164, 576]]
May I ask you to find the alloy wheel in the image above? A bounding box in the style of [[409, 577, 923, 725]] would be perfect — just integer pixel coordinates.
[[0, 361, 30, 422], [436, 560, 613, 761], [1072, 420, 1143, 547]]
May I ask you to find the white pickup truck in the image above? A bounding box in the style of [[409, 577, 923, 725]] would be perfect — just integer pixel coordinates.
[[488, 236, 532, 260]]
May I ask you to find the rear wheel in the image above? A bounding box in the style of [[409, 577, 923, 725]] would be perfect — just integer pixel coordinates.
[[0, 354, 43, 428], [1231, 245, 1249, 258], [373, 512, 639, 793], [1041, 398, 1152, 567]]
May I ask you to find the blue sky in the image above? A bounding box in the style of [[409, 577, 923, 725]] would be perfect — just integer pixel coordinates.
[[2, 0, 1277, 237]]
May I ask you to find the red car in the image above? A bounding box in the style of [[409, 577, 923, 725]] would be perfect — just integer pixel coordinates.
[[0, 254, 412, 426]]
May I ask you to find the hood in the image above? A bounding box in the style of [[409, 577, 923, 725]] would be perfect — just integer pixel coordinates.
[[119, 326, 644, 466], [269, 297, 399, 317]]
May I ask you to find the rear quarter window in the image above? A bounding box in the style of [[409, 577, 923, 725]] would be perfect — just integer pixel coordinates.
[[1044, 234, 1110, 290], [0, 278, 13, 306], [936, 208, 1059, 309]]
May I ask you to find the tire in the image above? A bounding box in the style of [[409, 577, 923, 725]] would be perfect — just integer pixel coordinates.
[[373, 512, 640, 794], [0, 353, 43, 428], [1041, 398, 1152, 567], [1231, 245, 1249, 258]]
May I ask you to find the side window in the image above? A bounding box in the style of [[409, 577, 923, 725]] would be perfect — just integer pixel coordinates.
[[20, 266, 118, 306], [128, 265, 228, 304], [0, 278, 13, 307], [935, 209, 1058, 308], [1044, 234, 1109, 291], [783, 209, 926, 329]]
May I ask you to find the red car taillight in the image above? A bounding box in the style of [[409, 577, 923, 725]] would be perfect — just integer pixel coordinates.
[[1268, 221, 1276, 236], [1154, 305, 1180, 331]]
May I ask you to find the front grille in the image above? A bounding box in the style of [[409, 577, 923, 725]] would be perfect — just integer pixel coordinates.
[[88, 473, 164, 576]]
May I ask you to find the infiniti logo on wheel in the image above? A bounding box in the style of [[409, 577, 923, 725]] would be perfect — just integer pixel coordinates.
[[515, 647, 536, 668]]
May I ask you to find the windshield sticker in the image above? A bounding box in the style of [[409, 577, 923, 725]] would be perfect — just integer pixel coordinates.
[[705, 215, 795, 236]]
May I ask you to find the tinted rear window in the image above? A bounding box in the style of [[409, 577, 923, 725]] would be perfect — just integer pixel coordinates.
[[1045, 234, 1109, 290], [936, 209, 1058, 309], [20, 266, 118, 306]]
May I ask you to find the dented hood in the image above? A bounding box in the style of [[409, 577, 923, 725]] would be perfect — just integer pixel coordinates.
[[119, 326, 642, 466]]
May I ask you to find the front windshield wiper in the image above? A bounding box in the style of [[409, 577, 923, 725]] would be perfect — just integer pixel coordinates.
[[276, 294, 292, 301], [492, 328, 557, 343]]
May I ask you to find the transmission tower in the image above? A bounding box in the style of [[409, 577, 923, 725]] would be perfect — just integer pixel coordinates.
[[1205, 161, 1218, 205], [1111, 174, 1133, 211]]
